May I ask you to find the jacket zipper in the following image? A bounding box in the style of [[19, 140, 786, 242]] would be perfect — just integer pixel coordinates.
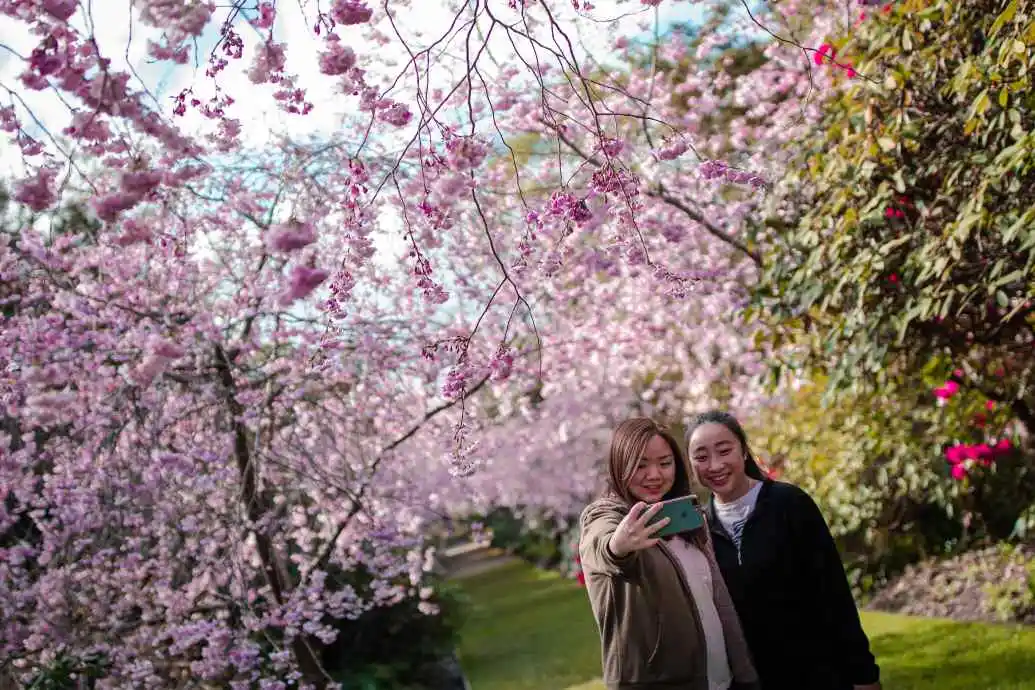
[[711, 507, 761, 566]]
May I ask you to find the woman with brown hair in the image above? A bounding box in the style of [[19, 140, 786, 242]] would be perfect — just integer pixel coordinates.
[[579, 417, 759, 690]]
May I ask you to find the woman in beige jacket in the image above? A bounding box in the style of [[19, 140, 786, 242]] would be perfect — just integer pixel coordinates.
[[579, 417, 758, 690]]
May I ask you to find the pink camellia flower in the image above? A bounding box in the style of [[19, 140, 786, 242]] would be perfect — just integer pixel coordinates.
[[814, 43, 835, 66], [933, 380, 959, 399], [945, 438, 1012, 478], [972, 443, 993, 466]]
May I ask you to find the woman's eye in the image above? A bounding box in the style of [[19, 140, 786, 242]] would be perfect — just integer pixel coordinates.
[[720, 449, 732, 455]]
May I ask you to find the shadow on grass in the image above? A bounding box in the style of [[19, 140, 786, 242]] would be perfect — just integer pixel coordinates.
[[457, 561, 1035, 690], [872, 619, 1035, 690]]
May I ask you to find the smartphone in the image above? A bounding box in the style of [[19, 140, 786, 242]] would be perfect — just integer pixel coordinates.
[[646, 495, 705, 538]]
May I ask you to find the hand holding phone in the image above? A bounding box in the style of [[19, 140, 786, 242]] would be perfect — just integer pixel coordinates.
[[645, 495, 705, 538], [609, 502, 670, 557]]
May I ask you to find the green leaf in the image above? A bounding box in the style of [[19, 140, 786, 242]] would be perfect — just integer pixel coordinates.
[[892, 170, 907, 192], [992, 269, 1025, 290], [880, 235, 911, 255], [970, 89, 992, 119], [990, 0, 1019, 38], [1004, 208, 1035, 243]]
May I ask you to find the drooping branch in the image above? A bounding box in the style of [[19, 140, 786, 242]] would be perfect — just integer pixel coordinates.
[[308, 372, 494, 574], [552, 127, 763, 267]]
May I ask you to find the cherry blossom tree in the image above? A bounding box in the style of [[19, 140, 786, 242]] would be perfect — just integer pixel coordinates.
[[0, 0, 870, 685], [0, 143, 513, 685], [423, 0, 853, 515]]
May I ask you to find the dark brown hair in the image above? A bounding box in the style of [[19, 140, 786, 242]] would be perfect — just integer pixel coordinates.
[[684, 410, 766, 481], [606, 417, 691, 505]]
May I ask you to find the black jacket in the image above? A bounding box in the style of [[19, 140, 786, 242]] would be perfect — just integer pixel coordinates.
[[706, 480, 880, 690]]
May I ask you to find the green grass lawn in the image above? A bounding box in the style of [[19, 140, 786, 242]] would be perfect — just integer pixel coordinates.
[[456, 560, 1035, 690]]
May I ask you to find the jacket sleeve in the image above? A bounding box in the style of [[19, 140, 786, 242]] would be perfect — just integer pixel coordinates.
[[794, 490, 880, 686], [578, 502, 639, 578]]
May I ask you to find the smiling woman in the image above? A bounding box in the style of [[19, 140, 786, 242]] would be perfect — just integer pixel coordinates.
[[609, 421, 687, 505], [686, 410, 881, 690], [577, 417, 759, 690]]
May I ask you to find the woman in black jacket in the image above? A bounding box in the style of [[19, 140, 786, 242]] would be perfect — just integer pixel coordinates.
[[685, 410, 881, 690]]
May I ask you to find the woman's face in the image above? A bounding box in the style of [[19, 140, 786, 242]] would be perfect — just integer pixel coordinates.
[[628, 435, 677, 503], [688, 422, 751, 500]]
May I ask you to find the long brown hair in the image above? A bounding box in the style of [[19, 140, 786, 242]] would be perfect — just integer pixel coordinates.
[[606, 417, 691, 505]]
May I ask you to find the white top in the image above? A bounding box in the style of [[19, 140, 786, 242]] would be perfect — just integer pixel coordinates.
[[713, 481, 762, 550], [667, 539, 733, 690]]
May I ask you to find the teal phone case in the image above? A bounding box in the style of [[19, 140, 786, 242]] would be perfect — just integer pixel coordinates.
[[648, 496, 705, 537]]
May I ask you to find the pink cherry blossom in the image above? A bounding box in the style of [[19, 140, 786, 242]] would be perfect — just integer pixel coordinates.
[[330, 0, 373, 25], [0, 0, 872, 683], [268, 220, 317, 252], [319, 37, 357, 75], [280, 265, 330, 305]]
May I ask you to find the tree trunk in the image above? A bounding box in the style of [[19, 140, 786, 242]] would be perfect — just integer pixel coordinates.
[[213, 345, 328, 686]]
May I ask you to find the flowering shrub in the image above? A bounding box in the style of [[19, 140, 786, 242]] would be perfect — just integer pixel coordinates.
[[759, 0, 1035, 439]]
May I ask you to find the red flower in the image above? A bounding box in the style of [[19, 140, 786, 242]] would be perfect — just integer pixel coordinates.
[[814, 44, 835, 66], [933, 380, 959, 399]]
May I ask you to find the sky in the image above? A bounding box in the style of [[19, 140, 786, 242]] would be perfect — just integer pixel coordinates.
[[0, 0, 718, 265], [0, 1, 711, 168], [2, 0, 728, 281]]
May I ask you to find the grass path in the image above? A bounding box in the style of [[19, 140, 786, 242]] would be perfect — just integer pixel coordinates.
[[455, 560, 1035, 690]]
